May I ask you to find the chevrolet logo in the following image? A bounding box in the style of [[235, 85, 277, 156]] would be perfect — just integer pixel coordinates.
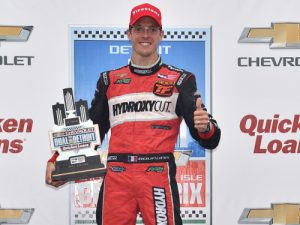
[[0, 26, 33, 42], [239, 23, 300, 48], [239, 203, 300, 225], [0, 208, 34, 224]]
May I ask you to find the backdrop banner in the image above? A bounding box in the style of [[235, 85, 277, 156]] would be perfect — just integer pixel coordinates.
[[3, 1, 300, 225], [70, 26, 212, 225]]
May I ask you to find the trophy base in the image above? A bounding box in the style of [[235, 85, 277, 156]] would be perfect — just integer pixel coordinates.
[[52, 155, 107, 181]]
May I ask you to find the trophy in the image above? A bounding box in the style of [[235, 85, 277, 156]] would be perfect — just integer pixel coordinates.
[[49, 88, 106, 181]]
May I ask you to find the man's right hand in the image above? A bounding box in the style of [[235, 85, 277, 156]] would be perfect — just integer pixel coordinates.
[[45, 162, 67, 188]]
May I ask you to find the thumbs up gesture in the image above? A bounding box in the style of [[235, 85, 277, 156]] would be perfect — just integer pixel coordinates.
[[194, 97, 210, 133]]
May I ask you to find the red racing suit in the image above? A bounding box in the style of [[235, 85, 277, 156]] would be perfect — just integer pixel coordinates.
[[89, 57, 221, 225]]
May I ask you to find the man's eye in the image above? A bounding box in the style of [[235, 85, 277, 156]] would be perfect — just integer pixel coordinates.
[[135, 27, 143, 32]]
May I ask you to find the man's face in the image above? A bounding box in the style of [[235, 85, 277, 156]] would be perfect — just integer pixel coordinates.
[[128, 16, 163, 60]]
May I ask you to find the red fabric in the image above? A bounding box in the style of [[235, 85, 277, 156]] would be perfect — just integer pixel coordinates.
[[48, 151, 59, 163], [106, 66, 182, 154], [98, 160, 180, 225], [129, 3, 162, 27], [198, 122, 215, 139]]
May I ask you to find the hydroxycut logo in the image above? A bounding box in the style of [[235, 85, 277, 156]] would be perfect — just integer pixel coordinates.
[[153, 187, 168, 225], [112, 100, 172, 116]]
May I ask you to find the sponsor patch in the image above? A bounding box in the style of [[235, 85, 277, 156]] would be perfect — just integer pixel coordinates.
[[128, 155, 138, 162], [147, 166, 164, 172], [110, 166, 126, 172], [151, 125, 171, 130], [176, 73, 189, 86], [107, 155, 118, 161], [156, 80, 175, 86], [112, 99, 172, 116], [153, 187, 169, 224], [114, 73, 128, 78], [153, 82, 174, 97], [102, 72, 109, 85], [157, 73, 177, 80], [108, 92, 178, 128], [167, 65, 183, 72], [133, 68, 153, 74], [114, 78, 131, 84]]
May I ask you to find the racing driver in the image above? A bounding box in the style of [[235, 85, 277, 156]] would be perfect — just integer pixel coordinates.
[[46, 3, 221, 225]]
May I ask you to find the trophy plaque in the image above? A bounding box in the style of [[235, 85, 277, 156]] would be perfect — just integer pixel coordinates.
[[49, 88, 106, 181]]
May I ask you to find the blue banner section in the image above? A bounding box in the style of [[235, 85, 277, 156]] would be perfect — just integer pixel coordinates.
[[71, 27, 210, 157]]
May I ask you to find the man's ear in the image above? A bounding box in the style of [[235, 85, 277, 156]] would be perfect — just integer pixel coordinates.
[[159, 30, 164, 40], [127, 28, 132, 41]]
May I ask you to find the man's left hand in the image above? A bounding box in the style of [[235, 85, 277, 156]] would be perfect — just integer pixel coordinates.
[[194, 97, 209, 133]]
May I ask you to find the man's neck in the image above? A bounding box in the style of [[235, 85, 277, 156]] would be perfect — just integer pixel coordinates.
[[129, 56, 162, 75], [130, 54, 160, 67], [130, 55, 160, 68]]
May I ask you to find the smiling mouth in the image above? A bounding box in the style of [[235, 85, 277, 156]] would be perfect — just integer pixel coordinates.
[[140, 42, 151, 46]]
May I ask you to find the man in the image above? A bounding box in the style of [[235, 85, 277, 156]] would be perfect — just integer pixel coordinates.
[[46, 3, 221, 225]]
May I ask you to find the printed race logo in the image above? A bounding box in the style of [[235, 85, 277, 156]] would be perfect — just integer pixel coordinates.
[[0, 118, 33, 153], [177, 160, 205, 207], [239, 203, 300, 225], [240, 114, 300, 154], [239, 23, 300, 49], [0, 25, 34, 66]]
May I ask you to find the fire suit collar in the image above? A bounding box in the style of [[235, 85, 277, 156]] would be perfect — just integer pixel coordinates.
[[129, 56, 162, 75]]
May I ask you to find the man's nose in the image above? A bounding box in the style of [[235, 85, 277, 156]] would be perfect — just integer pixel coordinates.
[[141, 28, 151, 36]]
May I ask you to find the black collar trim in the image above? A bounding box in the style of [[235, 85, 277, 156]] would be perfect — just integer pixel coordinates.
[[129, 57, 162, 75]]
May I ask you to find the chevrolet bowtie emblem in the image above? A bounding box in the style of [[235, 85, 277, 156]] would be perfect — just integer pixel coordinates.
[[239, 23, 300, 48], [0, 208, 34, 224], [0, 26, 33, 42], [238, 203, 300, 225]]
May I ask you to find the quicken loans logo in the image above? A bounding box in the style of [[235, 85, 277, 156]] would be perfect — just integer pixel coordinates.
[[0, 118, 33, 153], [239, 203, 300, 225], [0, 25, 34, 66], [153, 187, 169, 225]]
